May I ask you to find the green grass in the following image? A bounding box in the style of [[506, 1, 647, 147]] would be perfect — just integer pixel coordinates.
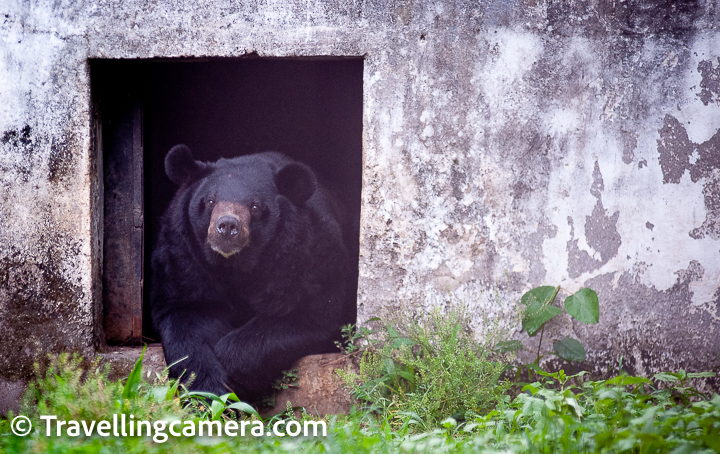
[[337, 308, 510, 429], [1, 320, 718, 453]]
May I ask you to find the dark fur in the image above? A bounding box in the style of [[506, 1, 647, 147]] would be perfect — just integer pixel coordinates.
[[151, 145, 351, 399]]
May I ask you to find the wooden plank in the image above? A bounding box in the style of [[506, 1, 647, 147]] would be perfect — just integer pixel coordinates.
[[101, 77, 143, 345], [132, 95, 144, 342]]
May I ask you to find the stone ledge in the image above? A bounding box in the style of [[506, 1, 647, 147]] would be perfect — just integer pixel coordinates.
[[262, 352, 356, 417], [99, 347, 356, 417], [99, 345, 167, 382], [0, 348, 356, 418], [0, 379, 26, 416]]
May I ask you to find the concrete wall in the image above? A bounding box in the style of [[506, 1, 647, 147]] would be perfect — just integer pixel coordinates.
[[1, 0, 719, 389]]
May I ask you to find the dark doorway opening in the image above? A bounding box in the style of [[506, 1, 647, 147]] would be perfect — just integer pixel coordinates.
[[92, 57, 363, 345]]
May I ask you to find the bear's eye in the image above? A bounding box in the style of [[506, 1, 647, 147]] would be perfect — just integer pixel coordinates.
[[207, 199, 215, 207], [250, 204, 261, 217]]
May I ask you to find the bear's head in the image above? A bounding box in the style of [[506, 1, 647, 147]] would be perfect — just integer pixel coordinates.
[[164, 144, 318, 267]]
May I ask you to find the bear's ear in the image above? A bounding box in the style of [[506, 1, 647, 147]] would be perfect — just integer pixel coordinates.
[[275, 162, 318, 205], [165, 144, 203, 185]]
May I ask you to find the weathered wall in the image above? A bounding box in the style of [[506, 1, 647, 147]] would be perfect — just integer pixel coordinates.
[[1, 0, 719, 388]]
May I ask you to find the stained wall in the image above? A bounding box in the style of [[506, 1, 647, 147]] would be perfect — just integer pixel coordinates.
[[0, 0, 718, 392]]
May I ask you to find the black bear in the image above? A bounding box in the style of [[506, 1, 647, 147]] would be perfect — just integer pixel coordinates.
[[150, 144, 353, 400]]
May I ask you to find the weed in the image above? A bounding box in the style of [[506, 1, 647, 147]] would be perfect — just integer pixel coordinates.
[[338, 307, 510, 429], [495, 285, 601, 383], [272, 368, 299, 391], [2, 303, 718, 453]]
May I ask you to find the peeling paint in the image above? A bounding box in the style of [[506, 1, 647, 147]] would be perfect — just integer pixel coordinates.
[[0, 0, 719, 387], [657, 114, 720, 241], [697, 57, 720, 106]]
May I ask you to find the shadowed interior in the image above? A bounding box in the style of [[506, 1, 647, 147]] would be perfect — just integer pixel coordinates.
[[93, 58, 363, 344]]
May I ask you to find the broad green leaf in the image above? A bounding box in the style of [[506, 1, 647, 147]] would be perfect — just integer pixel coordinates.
[[441, 417, 457, 428], [397, 370, 416, 382], [383, 357, 396, 375], [597, 389, 621, 400], [653, 372, 680, 382], [522, 301, 562, 336], [630, 407, 657, 431], [566, 397, 584, 418], [605, 375, 652, 386], [521, 286, 558, 306], [703, 434, 720, 451], [188, 391, 222, 400], [387, 326, 416, 349], [564, 288, 599, 324], [536, 369, 555, 378], [493, 340, 524, 353], [568, 370, 589, 380], [227, 401, 259, 417], [211, 399, 225, 420], [552, 338, 586, 362], [687, 371, 716, 379], [151, 385, 169, 402], [122, 345, 146, 400]]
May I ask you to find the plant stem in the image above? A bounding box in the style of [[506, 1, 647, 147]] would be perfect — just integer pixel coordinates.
[[535, 325, 545, 365]]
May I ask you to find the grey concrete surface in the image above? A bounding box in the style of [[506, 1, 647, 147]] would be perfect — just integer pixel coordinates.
[[0, 0, 718, 397]]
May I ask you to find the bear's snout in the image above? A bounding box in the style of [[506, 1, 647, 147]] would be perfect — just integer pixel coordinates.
[[207, 201, 251, 258], [216, 215, 240, 237]]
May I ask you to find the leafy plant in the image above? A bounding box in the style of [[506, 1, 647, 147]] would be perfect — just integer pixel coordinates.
[[468, 368, 720, 453], [3, 318, 718, 454], [186, 390, 259, 421], [121, 345, 146, 400], [338, 307, 510, 429], [335, 322, 376, 354], [261, 368, 301, 408], [272, 368, 299, 391], [500, 285, 600, 367]]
